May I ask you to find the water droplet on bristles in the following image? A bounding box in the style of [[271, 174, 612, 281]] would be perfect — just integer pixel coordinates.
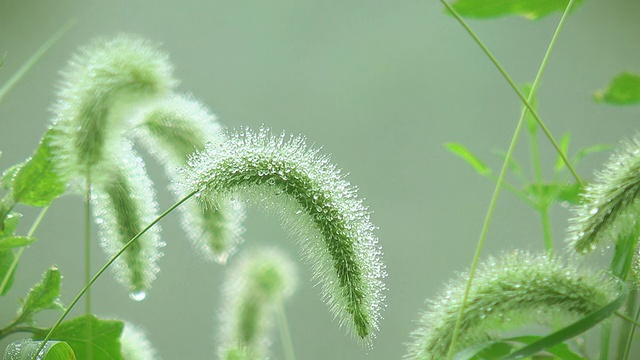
[[130, 291, 147, 302]]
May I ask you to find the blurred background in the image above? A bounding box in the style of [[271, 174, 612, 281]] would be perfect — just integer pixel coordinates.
[[1, 0, 640, 358]]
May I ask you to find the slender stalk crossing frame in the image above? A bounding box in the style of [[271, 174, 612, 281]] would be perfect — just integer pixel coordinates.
[[31, 190, 198, 359], [440, 1, 578, 358]]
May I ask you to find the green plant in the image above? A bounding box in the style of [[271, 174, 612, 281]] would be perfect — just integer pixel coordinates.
[[2, 1, 640, 359]]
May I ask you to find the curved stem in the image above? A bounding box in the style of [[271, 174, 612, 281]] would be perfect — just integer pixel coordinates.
[[441, 1, 578, 358], [0, 205, 49, 295], [32, 190, 197, 359]]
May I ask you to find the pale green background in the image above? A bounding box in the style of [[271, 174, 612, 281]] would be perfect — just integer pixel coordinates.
[[1, 1, 640, 359]]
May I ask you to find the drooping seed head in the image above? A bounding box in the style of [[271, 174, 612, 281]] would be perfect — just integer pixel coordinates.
[[120, 322, 158, 360], [217, 248, 297, 360], [406, 251, 619, 360], [50, 34, 176, 178], [135, 94, 244, 263], [181, 127, 387, 340], [567, 136, 640, 253], [91, 141, 163, 298]]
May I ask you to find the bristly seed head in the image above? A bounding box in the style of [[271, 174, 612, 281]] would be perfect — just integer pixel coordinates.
[[567, 136, 640, 253], [181, 127, 387, 340], [405, 251, 619, 360], [91, 142, 164, 296], [50, 34, 177, 179], [135, 94, 245, 263], [217, 248, 297, 360]]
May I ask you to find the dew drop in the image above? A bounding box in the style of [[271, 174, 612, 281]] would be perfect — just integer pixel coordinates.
[[130, 291, 146, 302], [590, 208, 599, 215]]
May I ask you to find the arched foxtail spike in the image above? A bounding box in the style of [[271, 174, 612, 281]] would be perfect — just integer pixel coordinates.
[[49, 34, 177, 179], [405, 251, 619, 360], [217, 248, 297, 360], [91, 142, 163, 297], [567, 135, 640, 253], [134, 94, 244, 263], [180, 127, 386, 340]]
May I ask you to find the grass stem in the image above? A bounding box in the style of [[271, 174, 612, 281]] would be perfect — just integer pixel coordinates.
[[32, 190, 197, 359], [440, 1, 577, 358]]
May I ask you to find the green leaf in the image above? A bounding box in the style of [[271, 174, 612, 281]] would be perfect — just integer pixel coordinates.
[[573, 144, 612, 164], [3, 339, 76, 360], [0, 249, 16, 296], [445, 143, 492, 176], [554, 133, 571, 172], [0, 236, 36, 249], [492, 151, 525, 179], [19, 267, 63, 323], [523, 183, 581, 205], [12, 129, 67, 207], [594, 72, 640, 105], [0, 212, 22, 237], [1, 163, 21, 190], [33, 315, 124, 360], [448, 0, 583, 20]]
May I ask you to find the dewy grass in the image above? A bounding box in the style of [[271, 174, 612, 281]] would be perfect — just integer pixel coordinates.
[[5, 3, 640, 358], [49, 34, 176, 179], [90, 142, 163, 299], [180, 127, 386, 339], [135, 94, 244, 263], [406, 251, 619, 360], [568, 135, 640, 254]]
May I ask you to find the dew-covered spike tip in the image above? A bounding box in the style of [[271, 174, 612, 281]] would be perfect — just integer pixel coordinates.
[[567, 136, 640, 253], [181, 127, 387, 340], [50, 34, 177, 178], [405, 251, 618, 360]]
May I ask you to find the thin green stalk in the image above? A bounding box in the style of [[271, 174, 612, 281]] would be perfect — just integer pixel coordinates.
[[540, 205, 553, 253], [599, 322, 611, 360], [441, 1, 578, 358], [618, 287, 638, 358], [439, 0, 582, 188], [32, 190, 197, 360], [0, 19, 76, 103], [622, 302, 640, 360], [0, 205, 49, 295], [84, 173, 92, 360], [529, 129, 554, 252], [276, 298, 296, 360]]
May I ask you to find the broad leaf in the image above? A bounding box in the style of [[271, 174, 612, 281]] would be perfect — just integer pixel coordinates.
[[446, 143, 491, 176], [33, 315, 124, 360], [3, 339, 76, 360], [19, 267, 63, 323], [0, 212, 21, 237], [12, 129, 66, 207], [594, 72, 640, 105], [1, 164, 20, 190], [448, 0, 583, 20], [0, 236, 36, 250]]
